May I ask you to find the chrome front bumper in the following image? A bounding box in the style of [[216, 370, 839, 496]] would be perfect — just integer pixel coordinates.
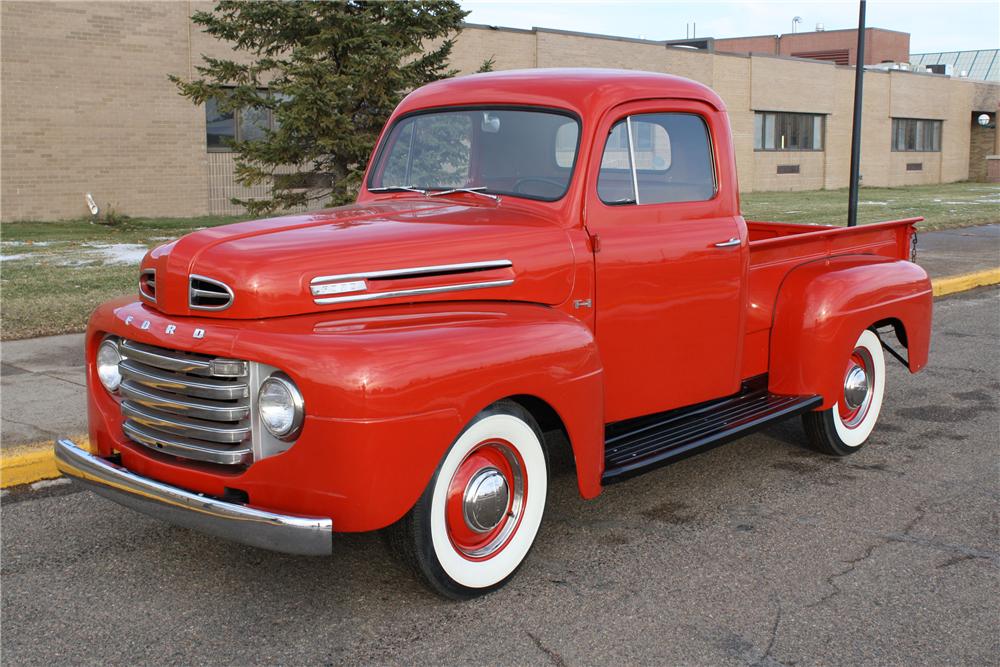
[[54, 439, 333, 556]]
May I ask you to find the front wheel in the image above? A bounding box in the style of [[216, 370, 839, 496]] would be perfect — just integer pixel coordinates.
[[802, 328, 887, 456], [386, 400, 549, 599]]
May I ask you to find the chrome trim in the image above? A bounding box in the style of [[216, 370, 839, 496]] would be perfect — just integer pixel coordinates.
[[121, 339, 214, 376], [122, 421, 252, 465], [310, 259, 513, 287], [313, 279, 514, 306], [122, 400, 250, 444], [258, 373, 305, 441], [626, 115, 641, 205], [119, 359, 249, 401], [54, 439, 332, 556], [463, 467, 509, 533], [120, 380, 250, 421], [189, 274, 234, 311], [714, 238, 742, 248], [139, 268, 156, 303]]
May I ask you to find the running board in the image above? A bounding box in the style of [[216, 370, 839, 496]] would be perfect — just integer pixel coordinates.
[[601, 377, 821, 484]]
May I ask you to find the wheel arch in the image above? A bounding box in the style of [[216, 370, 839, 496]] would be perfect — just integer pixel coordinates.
[[769, 255, 932, 409]]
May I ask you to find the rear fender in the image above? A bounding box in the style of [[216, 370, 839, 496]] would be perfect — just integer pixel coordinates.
[[769, 256, 932, 409]]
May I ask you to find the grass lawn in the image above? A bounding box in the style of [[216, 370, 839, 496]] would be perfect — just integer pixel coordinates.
[[1, 182, 997, 341]]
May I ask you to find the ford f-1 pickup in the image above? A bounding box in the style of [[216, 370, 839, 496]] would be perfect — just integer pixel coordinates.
[[56, 69, 932, 599]]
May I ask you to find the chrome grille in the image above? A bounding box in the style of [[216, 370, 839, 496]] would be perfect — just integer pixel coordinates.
[[118, 339, 251, 465], [189, 274, 234, 311]]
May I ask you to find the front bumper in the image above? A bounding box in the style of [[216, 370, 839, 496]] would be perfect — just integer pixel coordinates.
[[54, 439, 333, 556]]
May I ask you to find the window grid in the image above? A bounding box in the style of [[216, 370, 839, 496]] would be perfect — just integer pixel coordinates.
[[891, 118, 942, 152], [753, 111, 825, 151]]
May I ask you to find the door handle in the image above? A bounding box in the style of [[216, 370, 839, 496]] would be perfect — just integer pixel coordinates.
[[714, 238, 741, 248]]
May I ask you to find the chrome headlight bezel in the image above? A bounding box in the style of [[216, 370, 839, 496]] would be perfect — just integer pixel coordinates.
[[96, 336, 123, 393], [257, 372, 304, 441]]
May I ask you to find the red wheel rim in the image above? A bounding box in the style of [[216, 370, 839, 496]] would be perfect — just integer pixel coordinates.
[[839, 347, 874, 428], [444, 439, 527, 561]]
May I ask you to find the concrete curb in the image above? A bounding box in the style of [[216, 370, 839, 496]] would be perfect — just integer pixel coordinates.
[[931, 268, 1000, 297], [2, 269, 998, 490], [1, 436, 89, 489]]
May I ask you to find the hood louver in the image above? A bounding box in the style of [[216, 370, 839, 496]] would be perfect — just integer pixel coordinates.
[[139, 269, 156, 303], [189, 275, 234, 311]]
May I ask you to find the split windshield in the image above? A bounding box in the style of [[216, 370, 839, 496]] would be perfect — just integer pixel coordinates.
[[369, 108, 580, 201]]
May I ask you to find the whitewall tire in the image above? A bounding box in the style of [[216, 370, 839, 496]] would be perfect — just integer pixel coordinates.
[[385, 400, 548, 599], [803, 329, 886, 456]]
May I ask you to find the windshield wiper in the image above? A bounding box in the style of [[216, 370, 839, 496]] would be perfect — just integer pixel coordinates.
[[427, 186, 500, 202], [369, 186, 429, 195]]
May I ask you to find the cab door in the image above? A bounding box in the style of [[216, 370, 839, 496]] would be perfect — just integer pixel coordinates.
[[585, 100, 747, 423]]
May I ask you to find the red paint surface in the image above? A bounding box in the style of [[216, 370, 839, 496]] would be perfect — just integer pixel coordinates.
[[83, 70, 930, 533]]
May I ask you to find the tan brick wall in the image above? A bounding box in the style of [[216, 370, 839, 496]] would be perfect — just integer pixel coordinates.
[[969, 121, 996, 182], [2, 14, 998, 221], [1, 1, 208, 221]]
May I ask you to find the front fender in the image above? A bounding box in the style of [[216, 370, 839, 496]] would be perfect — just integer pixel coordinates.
[[87, 299, 604, 532], [769, 256, 932, 409]]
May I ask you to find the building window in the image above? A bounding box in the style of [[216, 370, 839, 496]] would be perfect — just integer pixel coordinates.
[[754, 111, 824, 151], [892, 118, 942, 152], [598, 113, 715, 205], [205, 92, 282, 151]]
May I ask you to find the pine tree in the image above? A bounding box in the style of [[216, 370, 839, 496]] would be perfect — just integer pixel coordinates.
[[171, 0, 468, 215]]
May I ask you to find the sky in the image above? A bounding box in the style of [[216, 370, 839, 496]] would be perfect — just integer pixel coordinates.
[[461, 0, 1000, 54]]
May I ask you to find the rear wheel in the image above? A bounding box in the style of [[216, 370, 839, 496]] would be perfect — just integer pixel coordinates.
[[386, 400, 548, 599], [802, 329, 886, 456]]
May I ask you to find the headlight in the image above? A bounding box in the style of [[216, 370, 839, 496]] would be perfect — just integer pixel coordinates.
[[96, 337, 123, 392], [258, 373, 304, 441]]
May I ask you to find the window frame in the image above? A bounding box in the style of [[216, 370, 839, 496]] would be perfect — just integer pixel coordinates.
[[891, 117, 943, 153], [753, 111, 826, 152], [205, 88, 281, 153], [597, 111, 718, 207], [365, 104, 584, 203]]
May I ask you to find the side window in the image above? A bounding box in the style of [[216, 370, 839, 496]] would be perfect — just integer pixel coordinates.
[[598, 112, 716, 205]]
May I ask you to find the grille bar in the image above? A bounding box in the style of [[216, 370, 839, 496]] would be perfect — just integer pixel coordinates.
[[122, 401, 250, 444], [123, 421, 252, 466], [120, 380, 250, 422], [119, 359, 248, 401], [117, 339, 252, 466]]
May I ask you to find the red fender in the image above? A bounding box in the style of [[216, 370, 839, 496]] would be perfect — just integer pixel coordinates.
[[768, 256, 932, 409], [87, 298, 604, 532]]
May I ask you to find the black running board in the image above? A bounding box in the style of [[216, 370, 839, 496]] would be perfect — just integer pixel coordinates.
[[601, 376, 821, 484]]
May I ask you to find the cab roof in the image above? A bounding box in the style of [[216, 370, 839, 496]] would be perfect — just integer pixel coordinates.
[[396, 68, 727, 120]]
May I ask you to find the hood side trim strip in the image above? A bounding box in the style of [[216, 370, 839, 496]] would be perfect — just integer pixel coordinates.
[[310, 259, 512, 286], [313, 279, 514, 305]]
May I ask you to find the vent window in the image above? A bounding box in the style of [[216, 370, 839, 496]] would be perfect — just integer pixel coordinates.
[[189, 275, 234, 311]]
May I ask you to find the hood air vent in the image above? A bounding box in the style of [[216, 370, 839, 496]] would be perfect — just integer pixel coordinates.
[[139, 269, 156, 303], [189, 275, 234, 311]]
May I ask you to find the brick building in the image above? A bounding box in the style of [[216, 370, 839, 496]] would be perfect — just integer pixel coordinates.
[[1, 3, 998, 222], [701, 27, 911, 66]]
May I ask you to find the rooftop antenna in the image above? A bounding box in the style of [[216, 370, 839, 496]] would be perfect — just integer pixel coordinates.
[[792, 16, 802, 33], [847, 0, 866, 227]]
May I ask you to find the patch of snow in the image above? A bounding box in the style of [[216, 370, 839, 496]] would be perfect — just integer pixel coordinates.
[[1, 241, 51, 247], [860, 201, 889, 205], [31, 478, 71, 491], [79, 242, 149, 264], [0, 253, 33, 262]]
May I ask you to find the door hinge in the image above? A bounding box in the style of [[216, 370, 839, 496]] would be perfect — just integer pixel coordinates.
[[588, 233, 601, 253]]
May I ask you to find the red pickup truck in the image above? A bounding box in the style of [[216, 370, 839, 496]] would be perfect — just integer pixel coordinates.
[[56, 69, 932, 599]]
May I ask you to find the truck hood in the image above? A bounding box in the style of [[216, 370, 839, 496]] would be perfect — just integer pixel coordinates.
[[140, 199, 577, 319]]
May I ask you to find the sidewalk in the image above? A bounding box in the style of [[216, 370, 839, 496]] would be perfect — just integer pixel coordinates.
[[2, 224, 998, 484]]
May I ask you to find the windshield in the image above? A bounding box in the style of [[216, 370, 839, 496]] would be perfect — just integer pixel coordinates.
[[368, 108, 580, 201]]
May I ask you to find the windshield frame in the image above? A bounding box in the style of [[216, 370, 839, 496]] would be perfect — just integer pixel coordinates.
[[366, 104, 583, 203]]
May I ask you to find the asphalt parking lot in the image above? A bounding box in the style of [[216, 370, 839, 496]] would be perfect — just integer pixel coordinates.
[[2, 287, 997, 666]]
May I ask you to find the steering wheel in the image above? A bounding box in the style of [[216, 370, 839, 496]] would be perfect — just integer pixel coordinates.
[[512, 178, 565, 197]]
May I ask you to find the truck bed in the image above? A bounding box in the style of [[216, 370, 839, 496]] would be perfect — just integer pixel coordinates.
[[742, 217, 922, 377]]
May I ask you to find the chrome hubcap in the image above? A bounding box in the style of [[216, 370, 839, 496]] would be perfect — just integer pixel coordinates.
[[844, 365, 870, 410], [463, 467, 510, 533]]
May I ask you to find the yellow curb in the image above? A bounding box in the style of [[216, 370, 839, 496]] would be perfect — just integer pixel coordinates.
[[0, 268, 997, 490], [931, 268, 1000, 297], [1, 436, 90, 489]]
